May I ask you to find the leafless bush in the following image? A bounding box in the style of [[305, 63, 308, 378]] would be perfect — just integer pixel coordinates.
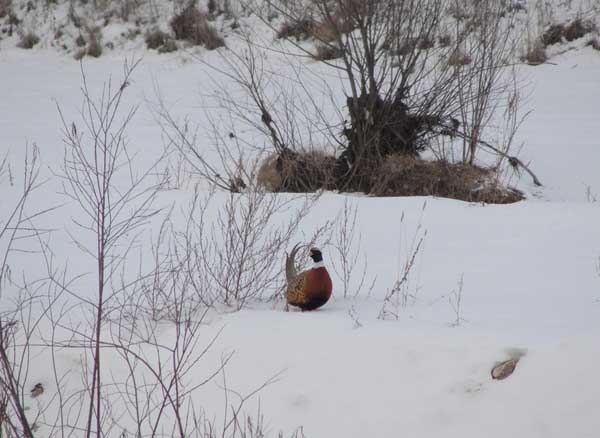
[[16, 30, 39, 49], [330, 200, 375, 299], [452, 0, 520, 166], [379, 204, 428, 320], [0, 146, 54, 438], [170, 3, 225, 49], [56, 59, 166, 437], [178, 186, 317, 310], [239, 0, 536, 196]]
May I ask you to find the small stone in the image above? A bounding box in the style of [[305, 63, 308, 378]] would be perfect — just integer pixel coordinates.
[[491, 358, 519, 380]]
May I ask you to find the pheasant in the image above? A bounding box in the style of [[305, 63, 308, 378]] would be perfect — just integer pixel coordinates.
[[285, 245, 333, 311]]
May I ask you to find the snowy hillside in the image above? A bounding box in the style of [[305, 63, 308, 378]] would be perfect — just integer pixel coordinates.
[[1, 1, 600, 437]]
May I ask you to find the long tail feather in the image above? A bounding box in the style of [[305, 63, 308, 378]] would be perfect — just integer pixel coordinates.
[[285, 243, 302, 282]]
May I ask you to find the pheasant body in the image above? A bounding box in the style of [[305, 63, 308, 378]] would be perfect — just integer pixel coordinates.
[[286, 246, 332, 311]]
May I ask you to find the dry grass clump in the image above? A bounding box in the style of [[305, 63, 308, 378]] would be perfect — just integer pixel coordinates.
[[542, 19, 596, 46], [256, 150, 336, 192], [256, 151, 522, 203], [564, 19, 595, 42], [277, 17, 316, 41], [448, 49, 472, 66], [587, 37, 600, 51], [313, 42, 343, 61], [370, 155, 523, 203], [170, 4, 224, 49], [0, 0, 10, 18], [145, 28, 176, 52], [16, 31, 39, 49], [524, 40, 547, 65], [438, 34, 452, 47], [73, 27, 103, 59], [145, 28, 168, 49]]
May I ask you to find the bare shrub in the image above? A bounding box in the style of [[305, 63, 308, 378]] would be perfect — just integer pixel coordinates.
[[16, 31, 39, 49], [0, 146, 54, 438], [170, 4, 224, 49], [57, 60, 166, 436], [379, 204, 428, 320], [176, 187, 317, 310], [330, 200, 375, 299]]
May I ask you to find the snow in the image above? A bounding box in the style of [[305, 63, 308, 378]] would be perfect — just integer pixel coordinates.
[[1, 10, 600, 438]]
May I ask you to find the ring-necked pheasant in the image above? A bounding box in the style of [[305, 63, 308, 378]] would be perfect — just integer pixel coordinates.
[[285, 244, 333, 311]]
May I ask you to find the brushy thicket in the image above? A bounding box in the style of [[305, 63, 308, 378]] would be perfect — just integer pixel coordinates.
[[256, 151, 523, 204], [170, 4, 224, 50]]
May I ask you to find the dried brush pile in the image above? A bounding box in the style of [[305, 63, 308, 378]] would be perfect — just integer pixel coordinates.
[[257, 151, 522, 204]]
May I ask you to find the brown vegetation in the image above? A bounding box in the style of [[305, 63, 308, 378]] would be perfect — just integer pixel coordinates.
[[370, 155, 523, 203], [448, 49, 472, 66], [257, 151, 522, 204], [312, 42, 343, 60], [257, 150, 336, 193], [524, 41, 547, 65], [542, 19, 596, 46], [16, 31, 39, 48], [170, 4, 224, 49]]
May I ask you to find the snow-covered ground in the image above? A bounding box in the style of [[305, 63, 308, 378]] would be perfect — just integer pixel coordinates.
[[1, 15, 600, 438]]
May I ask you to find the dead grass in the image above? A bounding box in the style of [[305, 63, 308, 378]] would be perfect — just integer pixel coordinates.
[[524, 41, 547, 65], [0, 0, 10, 18], [542, 19, 596, 46], [171, 4, 224, 49], [73, 26, 102, 59], [587, 37, 600, 51], [256, 150, 336, 193], [564, 19, 595, 42], [257, 151, 522, 203], [448, 50, 472, 66], [312, 43, 343, 61], [277, 17, 316, 41], [370, 155, 523, 203], [16, 31, 39, 49], [145, 29, 173, 50]]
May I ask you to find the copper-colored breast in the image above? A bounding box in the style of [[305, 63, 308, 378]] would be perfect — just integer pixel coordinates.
[[287, 267, 332, 311]]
